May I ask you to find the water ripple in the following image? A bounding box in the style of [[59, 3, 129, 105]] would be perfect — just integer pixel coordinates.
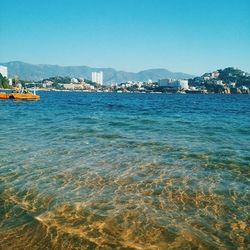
[[0, 92, 249, 249]]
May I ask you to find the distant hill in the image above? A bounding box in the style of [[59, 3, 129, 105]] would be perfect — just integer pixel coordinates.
[[0, 61, 195, 83], [217, 67, 250, 87]]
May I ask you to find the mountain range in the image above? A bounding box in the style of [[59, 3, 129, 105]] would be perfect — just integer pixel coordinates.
[[1, 61, 195, 83]]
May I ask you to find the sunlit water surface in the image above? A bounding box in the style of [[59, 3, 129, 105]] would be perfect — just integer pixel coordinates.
[[0, 92, 249, 249]]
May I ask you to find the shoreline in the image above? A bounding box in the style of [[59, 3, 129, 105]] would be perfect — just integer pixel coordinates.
[[1, 88, 248, 94]]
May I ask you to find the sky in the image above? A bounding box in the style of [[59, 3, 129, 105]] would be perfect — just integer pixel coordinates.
[[0, 0, 250, 75]]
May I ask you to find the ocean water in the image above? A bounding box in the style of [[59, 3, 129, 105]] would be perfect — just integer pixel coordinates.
[[0, 92, 249, 249]]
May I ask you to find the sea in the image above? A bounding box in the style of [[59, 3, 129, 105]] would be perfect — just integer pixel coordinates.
[[0, 92, 249, 249]]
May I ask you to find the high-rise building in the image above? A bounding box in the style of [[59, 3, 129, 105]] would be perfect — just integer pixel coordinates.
[[92, 71, 103, 85], [0, 66, 8, 78]]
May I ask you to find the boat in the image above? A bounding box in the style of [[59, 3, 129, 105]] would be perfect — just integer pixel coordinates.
[[0, 92, 9, 99], [0, 89, 40, 100]]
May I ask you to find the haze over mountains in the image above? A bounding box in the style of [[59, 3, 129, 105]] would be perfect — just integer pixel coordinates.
[[1, 61, 195, 83]]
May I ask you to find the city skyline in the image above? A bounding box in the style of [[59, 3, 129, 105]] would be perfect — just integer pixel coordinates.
[[1, 0, 250, 75]]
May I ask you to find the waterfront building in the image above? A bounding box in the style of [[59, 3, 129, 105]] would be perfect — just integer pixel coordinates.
[[43, 80, 53, 87], [64, 84, 77, 90], [0, 65, 8, 78], [158, 79, 188, 90], [147, 79, 153, 85], [92, 71, 103, 85], [178, 79, 189, 90], [158, 78, 175, 87], [63, 83, 94, 90], [71, 78, 79, 83]]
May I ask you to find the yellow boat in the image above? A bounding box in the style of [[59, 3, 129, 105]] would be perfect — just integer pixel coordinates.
[[0, 90, 40, 100]]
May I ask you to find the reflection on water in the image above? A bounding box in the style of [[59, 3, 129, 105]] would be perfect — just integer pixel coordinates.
[[0, 92, 249, 249]]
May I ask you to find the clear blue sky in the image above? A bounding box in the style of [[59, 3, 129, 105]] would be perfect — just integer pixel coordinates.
[[1, 0, 250, 75]]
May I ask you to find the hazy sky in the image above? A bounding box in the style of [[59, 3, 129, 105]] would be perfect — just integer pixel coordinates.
[[1, 0, 250, 75]]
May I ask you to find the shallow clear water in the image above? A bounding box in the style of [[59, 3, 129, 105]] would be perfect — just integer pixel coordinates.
[[0, 92, 249, 249]]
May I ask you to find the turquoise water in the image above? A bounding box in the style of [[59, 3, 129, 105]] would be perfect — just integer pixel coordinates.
[[0, 92, 249, 249]]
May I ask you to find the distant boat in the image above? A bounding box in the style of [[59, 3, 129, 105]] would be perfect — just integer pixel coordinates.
[[0, 89, 40, 100]]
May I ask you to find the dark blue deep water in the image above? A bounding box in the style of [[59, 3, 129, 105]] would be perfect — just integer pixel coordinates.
[[0, 92, 249, 249]]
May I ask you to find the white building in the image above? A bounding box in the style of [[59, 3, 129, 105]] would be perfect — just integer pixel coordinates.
[[211, 71, 220, 78], [71, 78, 79, 83], [0, 66, 8, 78], [147, 79, 153, 85], [178, 79, 189, 90], [92, 71, 103, 85], [158, 78, 175, 87], [63, 83, 94, 90], [158, 79, 188, 90]]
